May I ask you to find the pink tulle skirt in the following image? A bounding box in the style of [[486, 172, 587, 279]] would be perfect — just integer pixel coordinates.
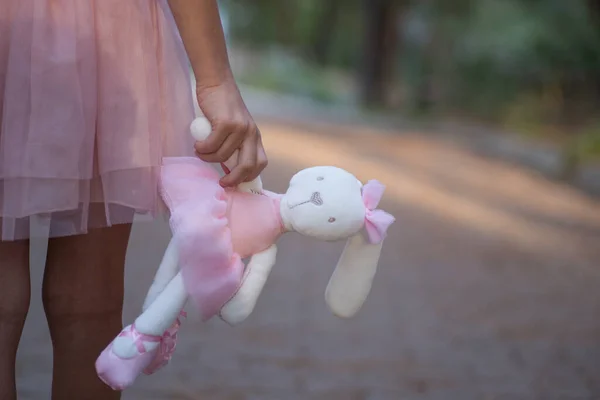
[[161, 157, 245, 321], [0, 0, 195, 240]]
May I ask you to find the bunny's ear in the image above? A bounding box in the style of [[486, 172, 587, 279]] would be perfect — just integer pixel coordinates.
[[325, 179, 394, 318], [324, 232, 383, 318]]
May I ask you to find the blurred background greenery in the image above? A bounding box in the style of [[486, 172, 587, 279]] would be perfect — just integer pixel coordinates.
[[219, 0, 600, 176]]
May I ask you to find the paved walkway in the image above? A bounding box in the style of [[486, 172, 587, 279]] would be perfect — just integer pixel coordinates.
[[16, 119, 600, 399]]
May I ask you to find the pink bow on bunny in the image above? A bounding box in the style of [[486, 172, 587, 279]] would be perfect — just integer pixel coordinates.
[[362, 180, 395, 244]]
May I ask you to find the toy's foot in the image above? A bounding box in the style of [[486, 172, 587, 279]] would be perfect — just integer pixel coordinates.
[[95, 324, 161, 391], [143, 311, 187, 375]]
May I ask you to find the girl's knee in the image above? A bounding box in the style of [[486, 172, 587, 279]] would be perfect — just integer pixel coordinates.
[[0, 302, 29, 324], [0, 280, 30, 322], [0, 238, 31, 320], [42, 282, 123, 319]]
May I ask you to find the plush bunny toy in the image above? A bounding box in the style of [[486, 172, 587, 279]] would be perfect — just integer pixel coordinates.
[[95, 117, 395, 391]]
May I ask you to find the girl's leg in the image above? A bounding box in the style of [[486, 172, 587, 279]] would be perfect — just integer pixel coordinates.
[[42, 223, 132, 400], [0, 237, 30, 400]]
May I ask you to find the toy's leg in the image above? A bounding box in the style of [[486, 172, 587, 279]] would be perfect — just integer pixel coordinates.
[[95, 273, 187, 391], [142, 238, 180, 312], [133, 272, 188, 336], [140, 238, 186, 375], [219, 245, 277, 325]]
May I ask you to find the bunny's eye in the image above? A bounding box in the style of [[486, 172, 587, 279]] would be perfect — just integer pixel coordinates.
[[328, 217, 336, 223], [317, 176, 324, 181]]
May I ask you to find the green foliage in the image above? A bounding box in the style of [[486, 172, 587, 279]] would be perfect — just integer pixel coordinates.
[[425, 0, 599, 116], [222, 0, 363, 68], [574, 124, 600, 160], [460, 0, 598, 79], [222, 0, 600, 135], [236, 54, 341, 103]]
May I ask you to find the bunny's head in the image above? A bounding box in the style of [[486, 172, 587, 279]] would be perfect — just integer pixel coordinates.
[[280, 166, 365, 240], [189, 117, 395, 319], [280, 166, 395, 318]]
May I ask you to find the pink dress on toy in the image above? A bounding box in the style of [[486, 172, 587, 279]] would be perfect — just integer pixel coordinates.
[[0, 0, 194, 240], [95, 157, 285, 390], [161, 157, 285, 320]]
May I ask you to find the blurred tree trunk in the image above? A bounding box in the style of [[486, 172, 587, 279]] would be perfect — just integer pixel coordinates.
[[588, 0, 600, 22], [415, 10, 437, 114], [586, 0, 600, 102], [311, 0, 342, 66], [359, 0, 402, 107], [274, 2, 296, 47], [557, 0, 600, 180]]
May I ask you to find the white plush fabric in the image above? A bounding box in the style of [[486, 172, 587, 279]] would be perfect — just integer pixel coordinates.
[[126, 117, 388, 355], [325, 233, 382, 317], [219, 244, 278, 325]]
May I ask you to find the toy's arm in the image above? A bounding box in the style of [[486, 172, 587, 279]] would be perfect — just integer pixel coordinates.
[[237, 176, 263, 194], [219, 244, 277, 325]]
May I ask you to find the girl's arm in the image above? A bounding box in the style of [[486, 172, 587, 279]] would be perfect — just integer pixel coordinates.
[[168, 0, 232, 88], [168, 0, 267, 187]]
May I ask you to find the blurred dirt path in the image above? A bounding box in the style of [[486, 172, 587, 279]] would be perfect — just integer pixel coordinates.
[[16, 119, 600, 400]]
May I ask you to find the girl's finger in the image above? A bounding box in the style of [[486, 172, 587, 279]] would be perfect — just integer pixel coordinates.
[[193, 121, 231, 154], [244, 141, 268, 182], [195, 130, 243, 163], [219, 136, 257, 187]]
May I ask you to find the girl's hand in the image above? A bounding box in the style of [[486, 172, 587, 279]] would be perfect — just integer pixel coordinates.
[[168, 1, 262, 187], [194, 80, 268, 188]]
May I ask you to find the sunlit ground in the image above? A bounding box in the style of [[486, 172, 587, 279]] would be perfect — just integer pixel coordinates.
[[16, 116, 600, 399], [260, 119, 600, 261]]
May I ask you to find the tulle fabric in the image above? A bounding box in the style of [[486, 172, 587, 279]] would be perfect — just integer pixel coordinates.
[[160, 157, 244, 321], [0, 0, 195, 240]]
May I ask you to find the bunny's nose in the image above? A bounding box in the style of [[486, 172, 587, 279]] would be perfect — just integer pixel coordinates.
[[310, 192, 323, 206], [288, 192, 324, 209]]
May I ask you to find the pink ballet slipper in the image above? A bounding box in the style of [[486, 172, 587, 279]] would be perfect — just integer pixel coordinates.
[[143, 311, 187, 375], [95, 324, 162, 391]]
